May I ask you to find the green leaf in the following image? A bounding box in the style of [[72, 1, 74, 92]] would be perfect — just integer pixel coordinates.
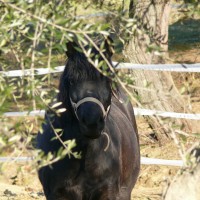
[[56, 108, 67, 113], [0, 137, 6, 146], [0, 39, 7, 47], [51, 102, 62, 109], [8, 135, 21, 143], [100, 31, 109, 36]]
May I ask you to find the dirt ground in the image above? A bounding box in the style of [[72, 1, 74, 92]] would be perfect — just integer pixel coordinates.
[[0, 48, 200, 199]]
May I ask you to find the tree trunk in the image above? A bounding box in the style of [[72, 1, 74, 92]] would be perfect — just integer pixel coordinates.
[[124, 0, 200, 143]]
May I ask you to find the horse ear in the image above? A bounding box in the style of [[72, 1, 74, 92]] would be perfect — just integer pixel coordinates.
[[65, 41, 79, 58], [104, 36, 114, 58]]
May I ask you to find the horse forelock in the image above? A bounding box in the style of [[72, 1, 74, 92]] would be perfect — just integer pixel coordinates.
[[64, 50, 112, 83]]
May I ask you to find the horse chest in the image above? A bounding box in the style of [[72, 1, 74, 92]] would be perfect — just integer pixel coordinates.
[[77, 152, 120, 195], [84, 152, 114, 178]]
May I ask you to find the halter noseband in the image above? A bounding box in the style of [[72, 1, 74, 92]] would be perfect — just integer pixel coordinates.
[[70, 97, 110, 120]]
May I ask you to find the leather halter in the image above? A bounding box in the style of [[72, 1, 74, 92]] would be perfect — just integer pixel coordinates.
[[70, 97, 111, 121], [70, 97, 111, 151]]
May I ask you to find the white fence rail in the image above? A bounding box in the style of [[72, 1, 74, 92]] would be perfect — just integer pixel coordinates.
[[1, 62, 200, 77], [73, 4, 194, 20], [3, 108, 200, 120], [0, 156, 184, 167]]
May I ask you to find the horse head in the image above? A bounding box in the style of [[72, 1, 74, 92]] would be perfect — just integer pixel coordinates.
[[58, 37, 114, 139]]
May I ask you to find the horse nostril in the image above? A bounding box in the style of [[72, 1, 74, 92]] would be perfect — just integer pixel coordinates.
[[80, 115, 104, 127], [82, 117, 86, 124]]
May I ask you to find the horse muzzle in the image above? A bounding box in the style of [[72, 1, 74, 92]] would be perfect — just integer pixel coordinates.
[[70, 97, 110, 139]]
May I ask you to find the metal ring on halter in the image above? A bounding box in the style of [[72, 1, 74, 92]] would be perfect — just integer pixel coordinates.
[[101, 132, 110, 151], [70, 97, 111, 120]]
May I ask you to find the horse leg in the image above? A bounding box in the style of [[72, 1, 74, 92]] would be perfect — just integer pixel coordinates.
[[89, 185, 118, 200], [118, 194, 131, 200], [46, 187, 82, 200], [118, 187, 132, 200], [46, 194, 82, 200]]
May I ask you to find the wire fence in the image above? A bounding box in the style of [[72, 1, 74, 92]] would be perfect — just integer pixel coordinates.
[[1, 62, 200, 120], [0, 2, 199, 163], [1, 61, 200, 166]]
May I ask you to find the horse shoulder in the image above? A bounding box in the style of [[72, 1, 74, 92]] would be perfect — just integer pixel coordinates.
[[109, 100, 140, 188]]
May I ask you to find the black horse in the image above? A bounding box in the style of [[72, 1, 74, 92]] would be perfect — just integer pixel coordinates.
[[37, 38, 140, 200]]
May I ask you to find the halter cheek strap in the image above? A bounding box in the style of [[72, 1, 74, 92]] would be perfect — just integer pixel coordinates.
[[70, 97, 111, 120]]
